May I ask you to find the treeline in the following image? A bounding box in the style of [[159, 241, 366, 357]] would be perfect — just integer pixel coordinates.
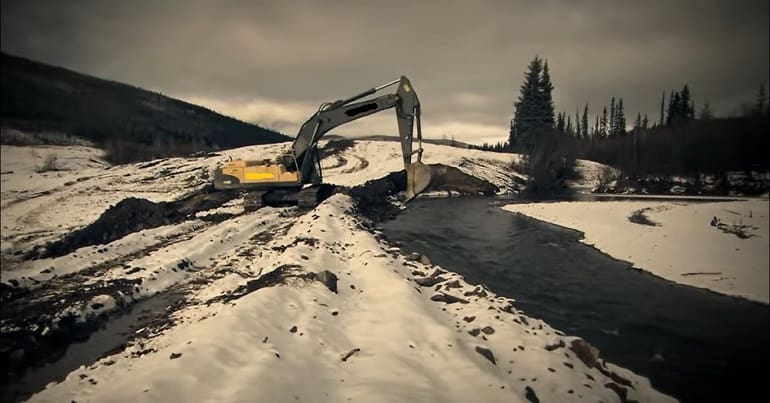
[[480, 56, 769, 182]]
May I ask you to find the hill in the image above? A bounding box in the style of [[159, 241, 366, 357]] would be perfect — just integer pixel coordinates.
[[0, 52, 290, 163]]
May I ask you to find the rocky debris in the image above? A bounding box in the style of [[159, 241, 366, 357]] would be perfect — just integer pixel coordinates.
[[604, 382, 634, 403], [596, 364, 635, 389], [544, 340, 566, 351], [480, 326, 495, 335], [463, 286, 488, 298], [430, 292, 469, 304], [289, 326, 298, 333], [474, 346, 496, 365], [340, 348, 360, 362], [468, 328, 481, 337], [628, 208, 660, 227], [524, 385, 540, 403], [569, 339, 600, 369], [169, 352, 182, 360], [463, 316, 476, 323], [443, 280, 462, 289], [414, 276, 446, 287]]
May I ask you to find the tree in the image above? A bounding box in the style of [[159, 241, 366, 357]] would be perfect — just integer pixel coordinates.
[[510, 56, 556, 147], [565, 115, 573, 136], [642, 114, 649, 129], [575, 110, 581, 139], [581, 103, 589, 139], [633, 113, 642, 132], [666, 91, 678, 126], [659, 91, 665, 127], [539, 61, 556, 127], [609, 97, 616, 137], [556, 112, 565, 133], [756, 83, 767, 116], [699, 101, 714, 120], [599, 106, 608, 138], [616, 98, 626, 135]]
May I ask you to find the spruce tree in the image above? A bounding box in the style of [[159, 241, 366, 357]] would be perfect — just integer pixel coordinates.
[[510, 56, 544, 145], [575, 110, 581, 139], [565, 115, 573, 136], [680, 85, 693, 121], [756, 83, 767, 116], [609, 97, 616, 136], [616, 98, 626, 135], [634, 113, 642, 132], [659, 91, 665, 127], [666, 91, 678, 126], [642, 114, 649, 129], [556, 112, 565, 133], [600, 106, 608, 138], [581, 103, 589, 139], [539, 61, 556, 127]]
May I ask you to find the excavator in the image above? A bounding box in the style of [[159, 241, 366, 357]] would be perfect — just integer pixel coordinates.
[[213, 76, 432, 210]]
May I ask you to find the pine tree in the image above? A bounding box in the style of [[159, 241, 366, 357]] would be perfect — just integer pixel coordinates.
[[594, 115, 599, 139], [599, 106, 608, 138], [510, 56, 557, 146], [575, 110, 581, 139], [609, 97, 616, 136], [581, 103, 589, 139], [756, 83, 767, 116], [510, 57, 544, 145], [634, 113, 642, 132], [616, 98, 626, 135], [659, 91, 665, 127], [642, 114, 649, 129], [556, 112, 565, 133], [699, 101, 714, 120], [666, 91, 678, 126], [680, 85, 693, 121], [565, 115, 573, 136], [539, 61, 556, 127]]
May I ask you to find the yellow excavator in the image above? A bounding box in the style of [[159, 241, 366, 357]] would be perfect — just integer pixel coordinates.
[[213, 76, 432, 210]]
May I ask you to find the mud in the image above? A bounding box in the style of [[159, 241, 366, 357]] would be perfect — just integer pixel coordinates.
[[31, 186, 240, 259]]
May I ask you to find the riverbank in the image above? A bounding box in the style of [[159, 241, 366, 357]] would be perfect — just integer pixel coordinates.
[[502, 200, 769, 304]]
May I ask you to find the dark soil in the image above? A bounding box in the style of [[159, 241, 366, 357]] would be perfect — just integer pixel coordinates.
[[29, 185, 240, 259]]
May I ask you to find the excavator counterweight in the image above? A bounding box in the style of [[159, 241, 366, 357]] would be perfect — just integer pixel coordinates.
[[213, 76, 431, 209]]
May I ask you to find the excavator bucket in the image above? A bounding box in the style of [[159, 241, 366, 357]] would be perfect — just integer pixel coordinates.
[[405, 161, 432, 201]]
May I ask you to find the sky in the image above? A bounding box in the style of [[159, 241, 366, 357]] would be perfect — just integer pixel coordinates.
[[2, 0, 768, 145]]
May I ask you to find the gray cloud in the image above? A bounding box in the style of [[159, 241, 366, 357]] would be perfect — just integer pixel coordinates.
[[2, 0, 768, 144]]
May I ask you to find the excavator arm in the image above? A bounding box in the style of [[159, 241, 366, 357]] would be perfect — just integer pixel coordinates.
[[213, 75, 431, 205], [290, 76, 428, 198]]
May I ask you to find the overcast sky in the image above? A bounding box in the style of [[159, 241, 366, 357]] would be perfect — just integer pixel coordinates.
[[2, 0, 768, 145]]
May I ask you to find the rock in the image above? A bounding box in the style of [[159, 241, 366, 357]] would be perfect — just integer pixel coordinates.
[[463, 316, 476, 323], [290, 326, 298, 333], [313, 270, 338, 294], [444, 280, 462, 289], [464, 286, 487, 298], [415, 276, 446, 287], [418, 255, 431, 265], [468, 328, 481, 337], [430, 293, 469, 304], [481, 326, 495, 335], [569, 339, 600, 369], [341, 348, 360, 362], [604, 382, 630, 402], [406, 252, 421, 261], [169, 352, 182, 359], [544, 340, 566, 351], [474, 346, 496, 365], [524, 386, 540, 403]]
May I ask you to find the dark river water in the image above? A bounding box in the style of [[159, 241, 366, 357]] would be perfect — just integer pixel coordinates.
[[381, 196, 769, 403]]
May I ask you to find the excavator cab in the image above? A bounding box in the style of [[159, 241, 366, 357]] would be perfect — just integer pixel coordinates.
[[213, 75, 431, 207]]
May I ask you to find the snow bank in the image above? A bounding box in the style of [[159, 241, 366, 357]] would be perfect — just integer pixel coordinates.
[[502, 200, 769, 304], [28, 195, 674, 403]]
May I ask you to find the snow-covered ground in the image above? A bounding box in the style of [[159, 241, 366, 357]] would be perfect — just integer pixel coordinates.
[[1, 141, 675, 402], [502, 201, 769, 304]]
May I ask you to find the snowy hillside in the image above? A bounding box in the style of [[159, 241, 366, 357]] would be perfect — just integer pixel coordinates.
[[1, 141, 674, 403], [502, 201, 770, 304]]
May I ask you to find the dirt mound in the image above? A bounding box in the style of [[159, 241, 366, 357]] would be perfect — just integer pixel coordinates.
[[348, 163, 499, 221], [33, 186, 239, 259]]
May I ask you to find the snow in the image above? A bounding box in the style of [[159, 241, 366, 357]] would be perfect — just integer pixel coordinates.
[[502, 200, 770, 304], [26, 195, 674, 403], [2, 140, 677, 402]]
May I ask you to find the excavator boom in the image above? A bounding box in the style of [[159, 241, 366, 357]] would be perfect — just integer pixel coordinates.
[[213, 76, 431, 208]]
